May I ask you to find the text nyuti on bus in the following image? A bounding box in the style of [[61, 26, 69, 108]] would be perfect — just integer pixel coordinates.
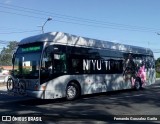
[[7, 32, 156, 100]]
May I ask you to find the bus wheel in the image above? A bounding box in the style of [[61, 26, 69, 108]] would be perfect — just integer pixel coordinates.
[[134, 79, 141, 90], [66, 82, 80, 100], [7, 78, 14, 91]]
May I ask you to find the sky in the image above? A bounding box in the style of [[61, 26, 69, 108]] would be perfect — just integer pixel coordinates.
[[0, 0, 160, 59]]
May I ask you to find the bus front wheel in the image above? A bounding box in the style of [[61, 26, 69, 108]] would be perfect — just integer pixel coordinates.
[[66, 82, 80, 100], [7, 78, 14, 91]]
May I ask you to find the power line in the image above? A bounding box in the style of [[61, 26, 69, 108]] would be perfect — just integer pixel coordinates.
[[0, 4, 154, 30], [0, 26, 37, 32], [53, 19, 157, 33], [0, 30, 40, 34], [0, 25, 42, 35], [0, 3, 159, 31], [0, 40, 10, 45], [0, 3, 160, 33], [0, 10, 45, 20], [0, 9, 158, 33]]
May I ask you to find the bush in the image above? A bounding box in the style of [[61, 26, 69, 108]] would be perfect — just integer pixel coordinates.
[[156, 72, 160, 78]]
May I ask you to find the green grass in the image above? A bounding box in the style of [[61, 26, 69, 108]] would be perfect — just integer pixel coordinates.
[[156, 72, 160, 78]]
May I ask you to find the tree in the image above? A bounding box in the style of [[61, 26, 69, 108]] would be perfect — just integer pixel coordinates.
[[155, 57, 160, 78], [0, 41, 18, 66], [155, 58, 160, 70]]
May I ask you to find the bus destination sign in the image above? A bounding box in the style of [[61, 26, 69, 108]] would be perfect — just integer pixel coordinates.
[[22, 46, 41, 52]]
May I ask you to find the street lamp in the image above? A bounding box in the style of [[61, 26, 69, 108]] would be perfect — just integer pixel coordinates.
[[41, 17, 52, 33]]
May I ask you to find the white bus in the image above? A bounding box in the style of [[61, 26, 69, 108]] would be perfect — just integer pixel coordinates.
[[7, 32, 156, 100]]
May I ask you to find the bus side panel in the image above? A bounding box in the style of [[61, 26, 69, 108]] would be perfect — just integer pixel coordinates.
[[44, 75, 70, 99], [44, 75, 85, 99], [43, 68, 156, 99], [82, 74, 131, 95], [146, 68, 156, 86], [43, 74, 132, 99]]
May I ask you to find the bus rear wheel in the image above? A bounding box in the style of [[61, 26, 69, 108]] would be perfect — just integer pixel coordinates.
[[66, 82, 80, 100], [134, 79, 142, 90]]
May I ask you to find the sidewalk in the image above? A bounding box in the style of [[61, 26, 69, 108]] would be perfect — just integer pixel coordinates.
[[0, 75, 8, 91], [0, 83, 7, 91]]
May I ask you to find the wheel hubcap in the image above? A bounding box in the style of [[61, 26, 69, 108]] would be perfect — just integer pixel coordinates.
[[7, 79, 13, 91], [67, 86, 76, 99]]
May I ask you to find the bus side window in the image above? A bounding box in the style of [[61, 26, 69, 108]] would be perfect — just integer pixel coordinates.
[[71, 59, 81, 73], [53, 53, 67, 73], [41, 47, 53, 74], [68, 54, 82, 74]]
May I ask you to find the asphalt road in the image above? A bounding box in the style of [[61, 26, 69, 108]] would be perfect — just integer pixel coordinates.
[[0, 80, 160, 124]]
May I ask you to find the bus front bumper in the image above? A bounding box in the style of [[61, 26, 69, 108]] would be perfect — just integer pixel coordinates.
[[26, 90, 45, 99], [8, 89, 45, 99]]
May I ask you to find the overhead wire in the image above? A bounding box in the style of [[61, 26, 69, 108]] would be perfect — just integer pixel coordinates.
[[0, 10, 45, 20], [0, 26, 39, 33], [0, 30, 40, 34], [0, 2, 160, 33], [0, 9, 157, 33], [0, 2, 160, 54], [0, 3, 159, 31]]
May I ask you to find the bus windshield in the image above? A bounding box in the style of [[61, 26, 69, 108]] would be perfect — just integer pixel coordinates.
[[13, 43, 43, 79]]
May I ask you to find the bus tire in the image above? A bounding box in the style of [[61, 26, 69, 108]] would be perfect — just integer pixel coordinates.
[[134, 79, 142, 90], [7, 78, 14, 91], [66, 82, 80, 100]]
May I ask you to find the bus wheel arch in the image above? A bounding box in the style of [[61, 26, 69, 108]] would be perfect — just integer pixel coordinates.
[[134, 77, 142, 90], [66, 80, 81, 100]]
